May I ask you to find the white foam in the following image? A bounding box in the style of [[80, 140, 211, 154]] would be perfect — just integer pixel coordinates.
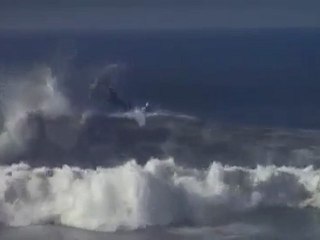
[[110, 108, 146, 127], [0, 66, 71, 159], [0, 158, 319, 232], [125, 108, 146, 127], [2, 66, 70, 120], [109, 109, 198, 127]]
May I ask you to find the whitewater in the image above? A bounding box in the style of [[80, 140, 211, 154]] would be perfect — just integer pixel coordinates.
[[1, 29, 320, 239], [1, 158, 320, 232], [0, 66, 320, 240]]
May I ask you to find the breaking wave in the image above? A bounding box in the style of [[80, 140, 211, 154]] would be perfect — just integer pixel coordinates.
[[1, 65, 320, 235], [0, 66, 71, 161], [1, 158, 320, 232]]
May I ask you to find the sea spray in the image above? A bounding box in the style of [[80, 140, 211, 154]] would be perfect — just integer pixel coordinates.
[[0, 158, 319, 231]]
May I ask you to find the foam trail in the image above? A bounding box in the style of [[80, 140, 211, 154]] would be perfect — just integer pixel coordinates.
[[0, 158, 320, 232], [113, 108, 146, 127]]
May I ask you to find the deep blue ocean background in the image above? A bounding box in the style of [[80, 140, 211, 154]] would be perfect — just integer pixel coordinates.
[[1, 28, 320, 129]]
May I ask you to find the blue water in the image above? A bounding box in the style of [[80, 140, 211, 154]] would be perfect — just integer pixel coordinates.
[[1, 29, 320, 128], [1, 28, 320, 240]]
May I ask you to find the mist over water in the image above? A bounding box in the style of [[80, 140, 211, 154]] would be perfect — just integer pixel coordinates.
[[0, 29, 320, 239]]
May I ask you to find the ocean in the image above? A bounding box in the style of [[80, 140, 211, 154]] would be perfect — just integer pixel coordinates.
[[1, 28, 320, 239]]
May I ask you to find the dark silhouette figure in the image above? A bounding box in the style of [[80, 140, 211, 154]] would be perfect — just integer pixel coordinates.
[[89, 65, 151, 112], [89, 74, 131, 111], [107, 87, 132, 111]]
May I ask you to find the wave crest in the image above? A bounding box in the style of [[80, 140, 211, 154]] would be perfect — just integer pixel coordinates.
[[0, 158, 319, 231]]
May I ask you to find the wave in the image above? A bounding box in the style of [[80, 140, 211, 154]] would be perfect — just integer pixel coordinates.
[[1, 66, 320, 234], [1, 66, 320, 170], [0, 158, 320, 232]]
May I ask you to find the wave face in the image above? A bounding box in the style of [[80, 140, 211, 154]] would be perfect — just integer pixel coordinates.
[[0, 65, 320, 169], [1, 158, 320, 231]]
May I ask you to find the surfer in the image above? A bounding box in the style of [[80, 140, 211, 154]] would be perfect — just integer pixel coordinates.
[[89, 70, 132, 111], [107, 86, 132, 111], [89, 64, 152, 113]]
